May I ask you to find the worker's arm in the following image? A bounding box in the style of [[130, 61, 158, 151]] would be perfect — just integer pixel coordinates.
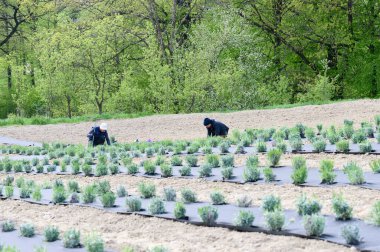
[[105, 131, 111, 145]]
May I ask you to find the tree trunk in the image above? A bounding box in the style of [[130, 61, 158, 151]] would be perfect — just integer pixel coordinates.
[[369, 0, 378, 97], [272, 0, 283, 70], [66, 95, 72, 118], [7, 65, 12, 89], [347, 0, 353, 36]]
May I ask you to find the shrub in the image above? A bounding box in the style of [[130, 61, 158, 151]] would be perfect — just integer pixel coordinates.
[[234, 144, 245, 154], [205, 154, 219, 168], [143, 160, 156, 175], [95, 163, 108, 176], [289, 138, 303, 151], [185, 155, 198, 167], [343, 162, 365, 185], [68, 181, 80, 193], [256, 141, 267, 152], [170, 156, 182, 166], [181, 188, 197, 203], [262, 195, 281, 212], [174, 202, 186, 219], [100, 192, 116, 208], [160, 163, 173, 178], [117, 185, 127, 197], [47, 164, 57, 173], [221, 166, 233, 180], [316, 124, 323, 134], [359, 141, 372, 153], [263, 167, 276, 182], [237, 196, 252, 207], [267, 148, 282, 167], [52, 186, 67, 204], [221, 155, 234, 168], [19, 223, 35, 237], [276, 141, 288, 153], [125, 197, 142, 212], [305, 127, 315, 141], [187, 144, 199, 154], [149, 197, 166, 214], [5, 186, 14, 198], [82, 185, 97, 203], [370, 160, 380, 173], [16, 177, 25, 188], [31, 157, 39, 166], [63, 229, 81, 248], [84, 233, 104, 252], [246, 155, 259, 168], [149, 246, 169, 252], [243, 166, 260, 182], [327, 130, 340, 144], [36, 165, 44, 173], [3, 176, 14, 186], [343, 125, 354, 139], [69, 193, 80, 203], [371, 201, 380, 226], [336, 139, 350, 153], [352, 130, 366, 144], [264, 210, 285, 232], [44, 226, 60, 242], [234, 210, 255, 228], [291, 157, 308, 185], [210, 191, 225, 205], [296, 194, 322, 216], [332, 194, 352, 220], [126, 164, 138, 175], [162, 187, 176, 201], [145, 147, 154, 158], [20, 186, 32, 198], [319, 160, 336, 184], [198, 164, 213, 178], [219, 141, 230, 154], [179, 165, 192, 176], [32, 186, 42, 201], [341, 225, 361, 245], [198, 206, 218, 226], [2, 220, 15, 232], [154, 155, 165, 166], [109, 164, 119, 175], [303, 214, 325, 237], [82, 164, 93, 176], [313, 139, 326, 153], [138, 182, 156, 198]]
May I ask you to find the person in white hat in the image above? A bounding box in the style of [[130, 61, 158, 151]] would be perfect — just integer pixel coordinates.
[[87, 122, 111, 147]]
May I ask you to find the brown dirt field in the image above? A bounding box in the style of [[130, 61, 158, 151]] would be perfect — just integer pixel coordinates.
[[0, 200, 353, 252], [0, 99, 380, 145], [2, 99, 380, 251]]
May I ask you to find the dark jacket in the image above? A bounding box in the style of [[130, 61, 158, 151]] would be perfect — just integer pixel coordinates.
[[207, 120, 229, 137], [88, 126, 111, 146]]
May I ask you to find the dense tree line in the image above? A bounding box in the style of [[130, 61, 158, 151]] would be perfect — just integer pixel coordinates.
[[0, 0, 379, 119]]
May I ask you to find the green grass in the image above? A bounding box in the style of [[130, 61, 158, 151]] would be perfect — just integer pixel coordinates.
[[0, 98, 365, 127]]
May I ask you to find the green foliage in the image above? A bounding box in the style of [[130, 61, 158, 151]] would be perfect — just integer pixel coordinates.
[[237, 196, 252, 207], [371, 201, 380, 226], [198, 206, 218, 226], [149, 197, 166, 214], [219, 141, 230, 154], [359, 141, 372, 153], [262, 195, 281, 212], [20, 223, 35, 237], [336, 140, 350, 153], [343, 162, 365, 185], [52, 186, 67, 204], [101, 192, 116, 208], [144, 160, 156, 175], [234, 210, 255, 228], [84, 233, 104, 252], [63, 229, 81, 248], [303, 214, 325, 237], [125, 197, 142, 212], [95, 163, 108, 177], [256, 141, 267, 152], [246, 155, 259, 167], [291, 157, 308, 185], [312, 139, 326, 153], [127, 164, 139, 175], [205, 154, 219, 168], [68, 181, 80, 193], [263, 167, 276, 182], [221, 166, 234, 179], [243, 165, 260, 182], [267, 148, 282, 167], [44, 226, 60, 242], [2, 220, 15, 232], [174, 202, 186, 219], [332, 194, 353, 221], [341, 225, 361, 245], [5, 186, 14, 198], [289, 138, 303, 151], [138, 182, 156, 199], [181, 188, 197, 203], [179, 165, 192, 176], [160, 163, 173, 178], [32, 186, 42, 201], [210, 191, 225, 205], [185, 155, 198, 167], [149, 246, 169, 252], [117, 185, 127, 198], [170, 156, 182, 166], [82, 185, 97, 204], [162, 187, 176, 201], [319, 160, 336, 184], [352, 130, 367, 144], [198, 164, 213, 178], [221, 155, 234, 168], [370, 160, 380, 173], [296, 194, 322, 216], [264, 210, 285, 232]]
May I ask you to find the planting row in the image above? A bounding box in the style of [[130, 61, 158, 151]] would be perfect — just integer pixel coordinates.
[[1, 153, 380, 190], [1, 178, 380, 251]]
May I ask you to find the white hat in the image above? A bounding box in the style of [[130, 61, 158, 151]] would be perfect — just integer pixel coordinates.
[[99, 123, 108, 131]]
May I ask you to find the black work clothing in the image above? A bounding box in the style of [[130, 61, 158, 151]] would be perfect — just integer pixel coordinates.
[[88, 126, 111, 147], [206, 120, 229, 137]]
